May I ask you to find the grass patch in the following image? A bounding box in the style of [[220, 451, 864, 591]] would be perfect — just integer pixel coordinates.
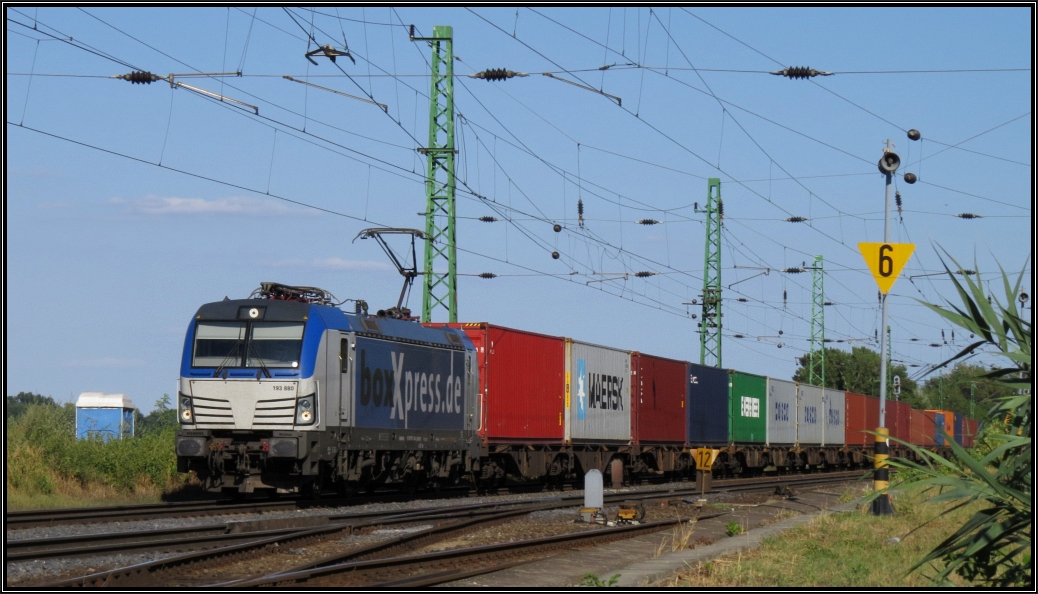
[[6, 403, 190, 508], [661, 489, 981, 587]]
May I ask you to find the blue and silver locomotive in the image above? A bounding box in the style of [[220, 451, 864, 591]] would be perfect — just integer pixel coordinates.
[[175, 283, 480, 495]]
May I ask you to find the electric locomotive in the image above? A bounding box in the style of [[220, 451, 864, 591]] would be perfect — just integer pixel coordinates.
[[175, 283, 480, 495]]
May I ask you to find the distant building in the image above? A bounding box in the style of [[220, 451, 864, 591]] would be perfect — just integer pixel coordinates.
[[75, 392, 136, 441]]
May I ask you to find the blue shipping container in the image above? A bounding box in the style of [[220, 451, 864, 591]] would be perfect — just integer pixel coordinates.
[[353, 336, 468, 431], [76, 408, 135, 441], [687, 363, 730, 444], [954, 412, 964, 445]]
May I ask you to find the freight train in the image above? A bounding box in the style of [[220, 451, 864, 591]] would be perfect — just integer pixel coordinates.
[[175, 284, 972, 496]]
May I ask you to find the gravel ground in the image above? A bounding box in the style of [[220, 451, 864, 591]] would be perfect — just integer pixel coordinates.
[[5, 482, 687, 586]]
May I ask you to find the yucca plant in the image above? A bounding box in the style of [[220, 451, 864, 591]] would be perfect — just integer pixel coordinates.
[[880, 250, 1031, 587]]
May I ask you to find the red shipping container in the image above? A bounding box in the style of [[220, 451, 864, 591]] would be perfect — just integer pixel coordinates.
[[424, 322, 565, 442], [909, 408, 929, 446], [845, 392, 880, 447], [884, 400, 912, 444], [965, 418, 979, 448], [630, 353, 687, 444]]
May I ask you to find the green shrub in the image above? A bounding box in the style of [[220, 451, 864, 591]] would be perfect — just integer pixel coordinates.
[[5, 402, 184, 497]]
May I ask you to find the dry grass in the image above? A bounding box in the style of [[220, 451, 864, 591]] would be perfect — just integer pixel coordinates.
[[658, 489, 980, 587], [653, 519, 699, 557]]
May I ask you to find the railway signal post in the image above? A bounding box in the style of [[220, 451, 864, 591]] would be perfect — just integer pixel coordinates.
[[863, 137, 916, 515]]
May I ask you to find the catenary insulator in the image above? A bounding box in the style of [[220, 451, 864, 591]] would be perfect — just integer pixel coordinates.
[[786, 216, 808, 223], [577, 199, 584, 217], [770, 66, 832, 79], [734, 334, 744, 338], [478, 272, 497, 279], [783, 267, 805, 274], [116, 71, 162, 84], [471, 68, 526, 81], [479, 216, 499, 222], [637, 219, 660, 225], [956, 213, 981, 219], [895, 191, 903, 211], [634, 271, 656, 278]]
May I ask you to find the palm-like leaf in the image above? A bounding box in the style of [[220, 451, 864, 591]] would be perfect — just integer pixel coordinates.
[[890, 249, 1032, 587]]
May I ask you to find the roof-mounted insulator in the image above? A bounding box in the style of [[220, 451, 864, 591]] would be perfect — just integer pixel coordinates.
[[637, 219, 660, 225], [956, 213, 982, 219], [783, 267, 805, 274], [478, 272, 497, 279], [479, 216, 499, 222], [470, 68, 528, 81], [786, 216, 809, 223], [115, 71, 163, 84], [634, 271, 656, 278], [770, 66, 833, 79]]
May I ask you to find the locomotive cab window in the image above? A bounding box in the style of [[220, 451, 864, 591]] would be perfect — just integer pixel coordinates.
[[193, 322, 247, 367], [192, 320, 304, 368], [246, 322, 305, 368]]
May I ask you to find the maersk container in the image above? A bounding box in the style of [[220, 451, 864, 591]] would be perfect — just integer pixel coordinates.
[[687, 363, 730, 445], [797, 384, 825, 445], [953, 412, 964, 446], [424, 323, 565, 442], [631, 353, 687, 444], [729, 371, 766, 443], [824, 387, 846, 446], [566, 340, 632, 443], [766, 378, 797, 445]]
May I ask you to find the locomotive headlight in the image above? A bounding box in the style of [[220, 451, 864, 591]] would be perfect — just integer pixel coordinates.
[[296, 395, 316, 425], [178, 394, 195, 424]]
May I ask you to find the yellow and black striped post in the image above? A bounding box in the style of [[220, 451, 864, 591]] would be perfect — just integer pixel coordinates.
[[870, 427, 895, 515]]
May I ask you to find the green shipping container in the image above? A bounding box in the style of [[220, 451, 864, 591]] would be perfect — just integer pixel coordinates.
[[729, 371, 767, 443]]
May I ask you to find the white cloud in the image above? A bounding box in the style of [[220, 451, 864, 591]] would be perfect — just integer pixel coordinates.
[[66, 357, 147, 368], [110, 195, 309, 215], [272, 257, 394, 272]]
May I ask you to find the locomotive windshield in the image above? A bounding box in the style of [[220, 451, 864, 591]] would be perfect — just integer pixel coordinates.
[[192, 321, 305, 369]]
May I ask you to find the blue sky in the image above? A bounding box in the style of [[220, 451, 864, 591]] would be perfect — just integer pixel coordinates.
[[6, 7, 1031, 412]]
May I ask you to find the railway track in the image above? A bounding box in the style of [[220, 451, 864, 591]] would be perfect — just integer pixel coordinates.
[[27, 471, 865, 588], [4, 488, 471, 530]]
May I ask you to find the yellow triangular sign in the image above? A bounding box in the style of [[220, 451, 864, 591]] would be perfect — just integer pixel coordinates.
[[859, 242, 915, 294]]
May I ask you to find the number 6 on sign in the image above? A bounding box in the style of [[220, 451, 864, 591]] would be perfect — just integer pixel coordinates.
[[859, 242, 915, 294]]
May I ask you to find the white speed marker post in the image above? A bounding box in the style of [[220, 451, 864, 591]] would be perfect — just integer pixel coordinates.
[[863, 138, 916, 516]]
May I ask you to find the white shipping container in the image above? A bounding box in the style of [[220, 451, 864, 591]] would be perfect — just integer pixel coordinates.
[[797, 384, 825, 445], [825, 388, 846, 446], [766, 378, 798, 445], [566, 340, 631, 442]]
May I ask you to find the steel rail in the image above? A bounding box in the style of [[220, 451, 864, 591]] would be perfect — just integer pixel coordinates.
[[234, 511, 734, 587]]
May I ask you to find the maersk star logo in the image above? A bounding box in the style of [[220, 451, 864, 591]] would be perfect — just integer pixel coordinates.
[[576, 358, 587, 420]]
